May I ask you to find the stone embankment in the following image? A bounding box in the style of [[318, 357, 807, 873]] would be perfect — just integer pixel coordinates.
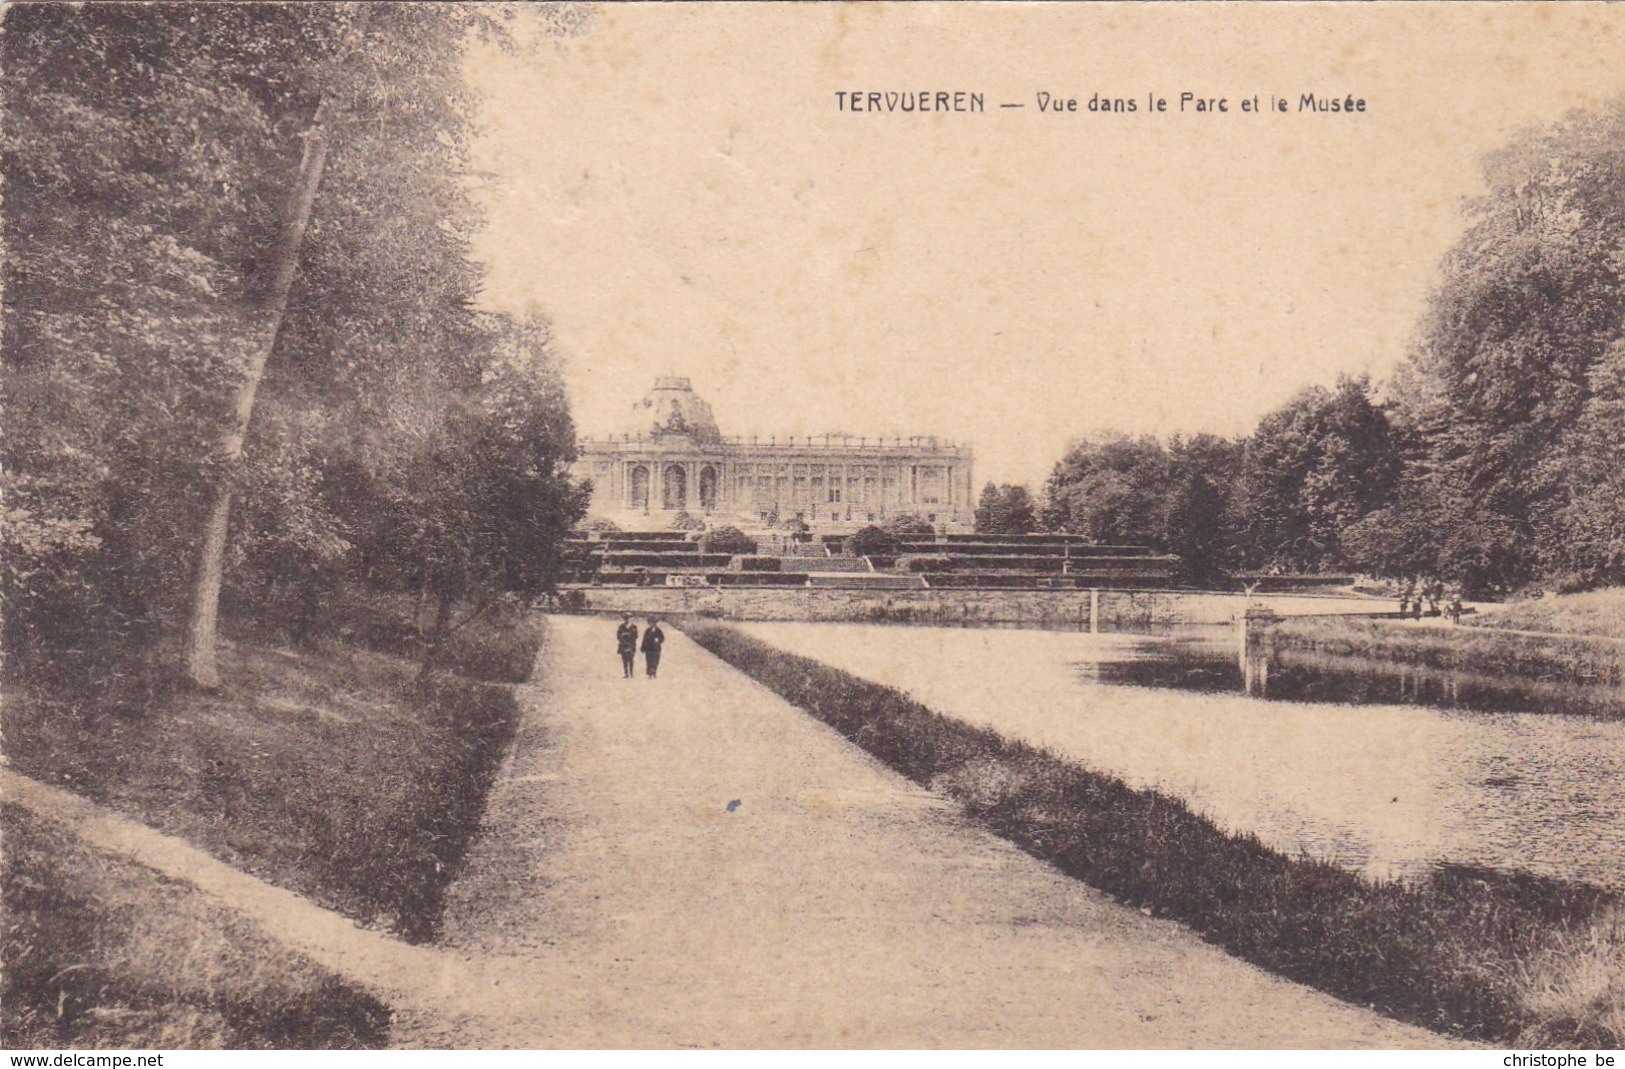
[[565, 586, 1388, 630]]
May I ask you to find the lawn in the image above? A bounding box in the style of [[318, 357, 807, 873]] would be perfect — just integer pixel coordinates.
[[1475, 587, 1625, 641], [3, 602, 538, 942], [2, 592, 544, 1047], [2, 805, 389, 1049]]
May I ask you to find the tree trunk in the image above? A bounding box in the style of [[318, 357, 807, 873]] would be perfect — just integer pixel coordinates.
[[416, 593, 457, 688], [183, 101, 333, 690], [413, 578, 433, 638]]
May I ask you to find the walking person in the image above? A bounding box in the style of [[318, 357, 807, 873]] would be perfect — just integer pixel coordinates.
[[615, 613, 639, 679], [641, 617, 666, 678]]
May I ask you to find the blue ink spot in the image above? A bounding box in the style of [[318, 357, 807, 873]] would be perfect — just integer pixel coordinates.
[[726, 799, 742, 813]]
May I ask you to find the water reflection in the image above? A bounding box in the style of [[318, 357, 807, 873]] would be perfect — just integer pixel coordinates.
[[737, 621, 1625, 890], [1102, 631, 1625, 720]]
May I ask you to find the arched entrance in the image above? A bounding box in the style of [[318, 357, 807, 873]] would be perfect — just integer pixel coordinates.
[[698, 465, 718, 511], [628, 464, 650, 511], [662, 464, 688, 510]]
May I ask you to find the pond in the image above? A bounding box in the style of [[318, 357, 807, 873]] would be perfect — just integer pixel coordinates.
[[735, 621, 1625, 889]]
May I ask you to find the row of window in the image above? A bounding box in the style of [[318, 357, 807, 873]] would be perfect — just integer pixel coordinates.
[[763, 510, 942, 525], [619, 461, 951, 511]]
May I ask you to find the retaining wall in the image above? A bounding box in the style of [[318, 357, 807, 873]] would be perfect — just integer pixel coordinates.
[[559, 586, 1388, 630]]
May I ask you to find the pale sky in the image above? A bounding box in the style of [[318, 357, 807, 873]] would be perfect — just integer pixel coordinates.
[[465, 2, 1625, 487]]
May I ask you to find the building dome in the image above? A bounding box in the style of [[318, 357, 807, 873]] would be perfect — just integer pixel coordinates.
[[632, 375, 723, 445]]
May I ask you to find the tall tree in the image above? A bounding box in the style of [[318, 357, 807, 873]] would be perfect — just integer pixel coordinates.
[[4, 5, 588, 688], [1041, 431, 1244, 585], [1164, 434, 1243, 586], [1237, 376, 1398, 571], [185, 4, 496, 687], [5, 3, 294, 670], [1041, 433, 1170, 545], [1385, 99, 1625, 591], [184, 80, 339, 688], [974, 483, 1037, 535], [1543, 340, 1625, 586]]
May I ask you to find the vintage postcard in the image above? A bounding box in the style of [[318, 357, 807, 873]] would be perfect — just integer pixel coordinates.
[[4, 0, 1624, 1053]]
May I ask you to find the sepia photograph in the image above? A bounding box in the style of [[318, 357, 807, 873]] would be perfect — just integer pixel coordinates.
[[4, 0, 1625, 1053]]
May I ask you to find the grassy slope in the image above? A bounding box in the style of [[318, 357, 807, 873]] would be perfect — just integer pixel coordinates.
[[683, 620, 1622, 1047], [2, 805, 388, 1049], [4, 623, 528, 944], [1475, 587, 1625, 641], [3, 600, 542, 1048]]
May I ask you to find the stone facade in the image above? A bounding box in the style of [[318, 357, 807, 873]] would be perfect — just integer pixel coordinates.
[[574, 376, 975, 531]]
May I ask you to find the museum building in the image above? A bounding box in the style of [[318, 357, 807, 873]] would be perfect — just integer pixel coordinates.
[[574, 376, 975, 531]]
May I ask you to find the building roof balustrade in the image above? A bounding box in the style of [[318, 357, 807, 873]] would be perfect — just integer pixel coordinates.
[[577, 432, 970, 452]]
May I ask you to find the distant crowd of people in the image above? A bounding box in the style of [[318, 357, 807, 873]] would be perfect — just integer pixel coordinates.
[[615, 614, 666, 678], [1399, 578, 1464, 624]]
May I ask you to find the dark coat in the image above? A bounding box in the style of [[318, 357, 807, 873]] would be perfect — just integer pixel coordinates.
[[640, 624, 665, 655], [616, 622, 639, 655]]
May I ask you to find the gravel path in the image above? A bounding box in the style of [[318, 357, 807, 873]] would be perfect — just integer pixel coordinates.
[[0, 768, 484, 1012], [7, 615, 1459, 1047], [404, 614, 1455, 1048]]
